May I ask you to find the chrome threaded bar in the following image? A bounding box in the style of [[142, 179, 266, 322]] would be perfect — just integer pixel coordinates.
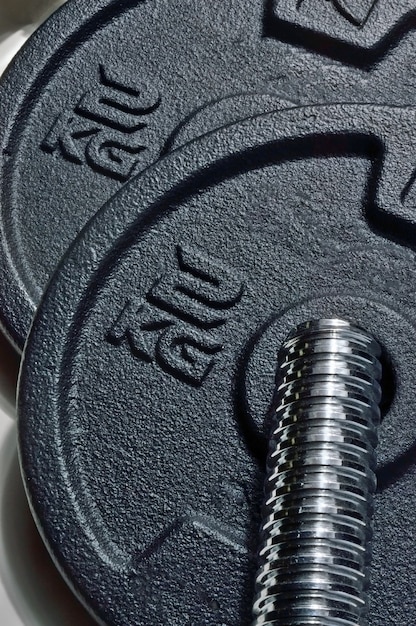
[[252, 319, 382, 626]]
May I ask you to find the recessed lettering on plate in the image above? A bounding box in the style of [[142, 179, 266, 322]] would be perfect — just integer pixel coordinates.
[[42, 65, 161, 181], [108, 244, 244, 386]]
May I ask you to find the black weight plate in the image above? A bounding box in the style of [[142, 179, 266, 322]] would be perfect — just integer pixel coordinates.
[[19, 105, 416, 625], [2, 0, 416, 349]]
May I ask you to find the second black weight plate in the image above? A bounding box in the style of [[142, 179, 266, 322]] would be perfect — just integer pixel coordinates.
[[2, 0, 416, 348], [19, 105, 416, 625]]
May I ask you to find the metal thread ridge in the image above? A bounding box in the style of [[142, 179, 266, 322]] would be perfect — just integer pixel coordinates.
[[252, 319, 382, 626]]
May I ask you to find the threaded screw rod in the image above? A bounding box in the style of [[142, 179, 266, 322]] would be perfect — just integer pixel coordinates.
[[252, 319, 382, 626]]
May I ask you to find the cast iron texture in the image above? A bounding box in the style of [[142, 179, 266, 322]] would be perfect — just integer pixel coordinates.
[[2, 0, 416, 347], [19, 105, 416, 625]]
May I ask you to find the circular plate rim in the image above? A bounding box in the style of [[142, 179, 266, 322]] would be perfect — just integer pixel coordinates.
[[18, 103, 395, 623], [0, 0, 139, 350]]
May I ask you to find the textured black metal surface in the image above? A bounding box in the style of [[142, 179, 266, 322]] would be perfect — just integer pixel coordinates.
[[2, 0, 416, 348], [19, 105, 416, 625]]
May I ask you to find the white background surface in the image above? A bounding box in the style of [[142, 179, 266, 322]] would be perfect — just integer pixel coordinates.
[[0, 1, 96, 623]]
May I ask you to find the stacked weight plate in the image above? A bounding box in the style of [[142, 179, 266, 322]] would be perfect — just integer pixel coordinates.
[[2, 1, 416, 624], [0, 4, 93, 626]]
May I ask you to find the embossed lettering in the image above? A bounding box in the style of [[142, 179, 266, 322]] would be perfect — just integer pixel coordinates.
[[42, 113, 99, 164], [76, 66, 160, 132], [107, 300, 171, 361], [107, 244, 244, 385], [150, 244, 244, 328], [41, 65, 161, 181], [156, 326, 221, 386], [85, 131, 149, 181]]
